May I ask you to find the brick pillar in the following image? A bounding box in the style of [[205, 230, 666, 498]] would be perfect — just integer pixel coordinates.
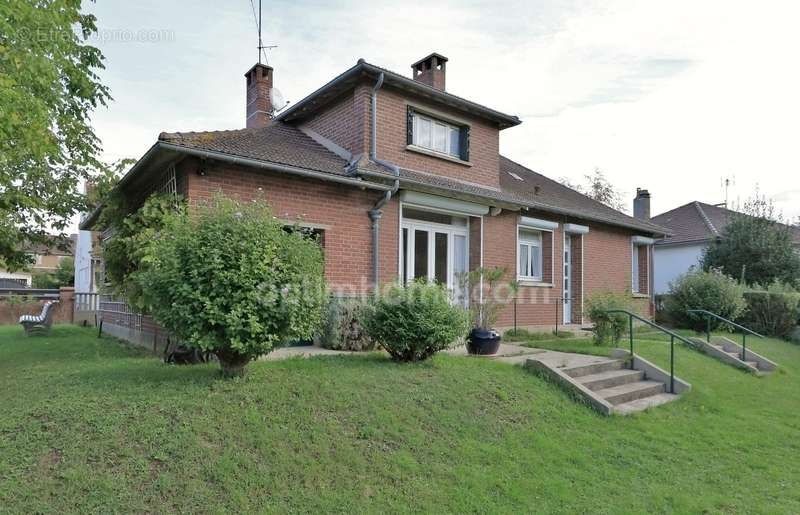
[[59, 287, 75, 323]]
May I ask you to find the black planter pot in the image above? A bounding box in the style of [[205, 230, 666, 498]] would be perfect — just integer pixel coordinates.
[[466, 328, 501, 355]]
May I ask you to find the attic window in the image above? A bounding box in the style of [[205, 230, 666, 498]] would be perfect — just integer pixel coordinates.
[[407, 107, 469, 161], [508, 172, 524, 181]]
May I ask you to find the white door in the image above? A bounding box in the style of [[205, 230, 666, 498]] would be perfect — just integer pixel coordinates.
[[563, 234, 571, 324], [402, 220, 468, 304]]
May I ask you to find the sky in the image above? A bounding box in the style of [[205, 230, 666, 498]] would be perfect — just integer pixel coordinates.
[[82, 0, 800, 229]]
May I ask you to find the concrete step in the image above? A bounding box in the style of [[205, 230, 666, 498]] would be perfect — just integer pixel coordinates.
[[614, 393, 681, 415], [596, 380, 666, 405], [577, 369, 644, 391], [562, 359, 626, 378]]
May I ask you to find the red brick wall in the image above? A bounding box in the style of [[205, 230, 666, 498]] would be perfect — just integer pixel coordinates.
[[303, 87, 370, 156], [184, 157, 397, 294], [374, 87, 501, 189], [479, 210, 650, 329]]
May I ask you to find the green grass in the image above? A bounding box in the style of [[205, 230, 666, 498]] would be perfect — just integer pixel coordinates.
[[1, 325, 800, 513]]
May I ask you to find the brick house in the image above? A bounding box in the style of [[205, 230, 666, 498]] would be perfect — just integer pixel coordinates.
[[81, 53, 668, 329]]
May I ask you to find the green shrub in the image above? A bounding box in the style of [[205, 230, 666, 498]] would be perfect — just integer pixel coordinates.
[[360, 281, 469, 362], [318, 296, 376, 351], [586, 291, 631, 345], [138, 197, 327, 377], [664, 269, 746, 332], [739, 283, 800, 339]]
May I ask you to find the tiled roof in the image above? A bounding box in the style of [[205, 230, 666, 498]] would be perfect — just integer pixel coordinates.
[[156, 124, 668, 235], [498, 157, 669, 234], [652, 201, 800, 245], [158, 123, 351, 176]]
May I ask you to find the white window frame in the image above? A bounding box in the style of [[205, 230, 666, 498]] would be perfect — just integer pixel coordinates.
[[517, 227, 544, 282], [412, 112, 461, 158]]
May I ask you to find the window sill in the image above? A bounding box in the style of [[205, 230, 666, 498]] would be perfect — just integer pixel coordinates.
[[517, 280, 553, 288], [632, 292, 650, 298], [406, 145, 472, 166]]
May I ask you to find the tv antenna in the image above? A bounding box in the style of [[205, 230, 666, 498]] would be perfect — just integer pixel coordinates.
[[251, 0, 277, 65], [721, 175, 735, 208]]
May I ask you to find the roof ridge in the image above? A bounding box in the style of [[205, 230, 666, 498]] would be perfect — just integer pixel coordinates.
[[693, 201, 720, 237]]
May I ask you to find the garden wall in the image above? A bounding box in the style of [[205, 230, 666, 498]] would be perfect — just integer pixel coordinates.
[[0, 287, 75, 325]]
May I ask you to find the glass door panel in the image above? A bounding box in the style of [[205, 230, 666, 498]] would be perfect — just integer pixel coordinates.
[[414, 229, 428, 280], [434, 232, 448, 285]]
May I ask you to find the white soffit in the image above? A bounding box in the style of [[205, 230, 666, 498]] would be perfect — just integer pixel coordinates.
[[519, 216, 559, 231], [564, 223, 589, 235], [400, 191, 490, 216]]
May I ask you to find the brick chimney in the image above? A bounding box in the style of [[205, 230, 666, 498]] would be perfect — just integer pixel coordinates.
[[634, 188, 651, 219], [245, 63, 273, 128], [411, 53, 448, 91]]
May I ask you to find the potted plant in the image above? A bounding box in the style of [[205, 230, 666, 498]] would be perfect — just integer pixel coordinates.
[[460, 267, 509, 355]]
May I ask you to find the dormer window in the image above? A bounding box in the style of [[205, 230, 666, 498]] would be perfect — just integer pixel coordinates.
[[407, 107, 470, 162]]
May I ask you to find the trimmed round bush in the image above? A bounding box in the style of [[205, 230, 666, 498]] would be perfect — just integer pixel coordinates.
[[138, 196, 327, 377], [360, 281, 469, 362], [319, 297, 376, 351], [664, 269, 746, 332]]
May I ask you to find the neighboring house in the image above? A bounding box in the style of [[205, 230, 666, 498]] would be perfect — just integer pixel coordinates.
[[0, 237, 75, 287], [649, 198, 800, 293], [81, 53, 669, 328]]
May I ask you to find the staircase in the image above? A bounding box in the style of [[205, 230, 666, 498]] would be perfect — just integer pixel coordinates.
[[688, 335, 777, 375], [686, 309, 778, 375], [526, 349, 691, 415]]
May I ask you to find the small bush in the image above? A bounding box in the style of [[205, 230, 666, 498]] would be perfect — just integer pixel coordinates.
[[586, 291, 631, 345], [360, 281, 469, 362], [318, 296, 376, 351], [664, 269, 746, 332], [739, 283, 800, 339]]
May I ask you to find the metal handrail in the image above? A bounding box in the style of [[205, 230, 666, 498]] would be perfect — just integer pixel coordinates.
[[687, 309, 763, 361], [605, 310, 695, 394]]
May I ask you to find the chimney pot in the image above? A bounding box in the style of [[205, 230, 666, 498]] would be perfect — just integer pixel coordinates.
[[411, 53, 448, 91], [245, 63, 273, 128], [634, 188, 651, 220]]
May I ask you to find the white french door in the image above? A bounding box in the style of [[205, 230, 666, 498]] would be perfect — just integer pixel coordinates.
[[563, 233, 572, 324], [401, 218, 468, 304]]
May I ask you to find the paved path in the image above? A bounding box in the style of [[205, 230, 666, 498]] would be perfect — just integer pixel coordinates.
[[262, 342, 606, 371]]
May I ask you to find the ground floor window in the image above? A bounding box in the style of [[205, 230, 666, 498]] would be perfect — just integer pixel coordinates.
[[632, 241, 650, 294], [518, 229, 543, 281]]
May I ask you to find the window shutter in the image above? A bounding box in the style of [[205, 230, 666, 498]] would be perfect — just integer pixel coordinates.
[[459, 126, 470, 161], [406, 106, 414, 145]]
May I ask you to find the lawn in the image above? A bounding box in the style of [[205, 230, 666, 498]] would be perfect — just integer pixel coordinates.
[[1, 325, 799, 513]]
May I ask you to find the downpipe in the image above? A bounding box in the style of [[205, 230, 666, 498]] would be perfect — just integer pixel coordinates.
[[368, 72, 400, 294]]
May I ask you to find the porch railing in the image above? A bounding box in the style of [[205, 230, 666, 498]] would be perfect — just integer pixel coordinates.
[[74, 292, 100, 312], [687, 309, 763, 361], [604, 310, 696, 394]]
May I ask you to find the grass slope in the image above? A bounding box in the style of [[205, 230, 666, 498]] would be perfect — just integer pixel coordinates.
[[1, 325, 799, 513]]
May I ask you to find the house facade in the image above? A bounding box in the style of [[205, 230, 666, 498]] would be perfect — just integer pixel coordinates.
[[82, 54, 668, 329], [650, 199, 800, 293], [0, 238, 75, 287]]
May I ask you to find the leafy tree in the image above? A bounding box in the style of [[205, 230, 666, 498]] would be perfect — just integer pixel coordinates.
[[702, 196, 800, 287], [31, 256, 75, 288], [138, 197, 327, 377], [560, 168, 627, 212], [0, 0, 111, 271]]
